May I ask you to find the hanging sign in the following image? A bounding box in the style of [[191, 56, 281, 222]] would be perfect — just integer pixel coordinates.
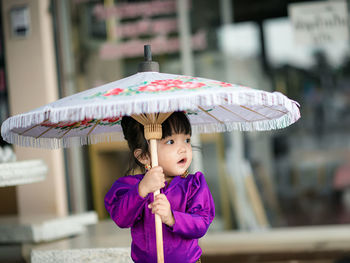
[[288, 0, 349, 45], [92, 0, 207, 59]]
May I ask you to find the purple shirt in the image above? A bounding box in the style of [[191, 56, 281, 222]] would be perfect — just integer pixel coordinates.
[[105, 171, 215, 263]]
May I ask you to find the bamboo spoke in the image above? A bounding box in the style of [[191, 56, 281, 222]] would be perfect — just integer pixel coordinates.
[[132, 113, 149, 125], [222, 97, 276, 120], [19, 119, 50, 135], [198, 106, 224, 123], [87, 120, 101, 136], [219, 105, 249, 122], [240, 105, 271, 120], [262, 104, 287, 114], [35, 123, 60, 139], [59, 122, 80, 139], [131, 112, 172, 125]]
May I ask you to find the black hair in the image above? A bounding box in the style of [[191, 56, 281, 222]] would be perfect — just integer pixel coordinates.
[[121, 111, 191, 176]]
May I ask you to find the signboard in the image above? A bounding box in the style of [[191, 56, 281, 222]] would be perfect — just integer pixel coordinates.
[[10, 5, 31, 38], [288, 0, 349, 45], [89, 0, 207, 60]]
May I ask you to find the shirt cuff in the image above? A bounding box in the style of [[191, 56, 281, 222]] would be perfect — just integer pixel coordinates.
[[167, 210, 181, 232], [133, 183, 150, 201]]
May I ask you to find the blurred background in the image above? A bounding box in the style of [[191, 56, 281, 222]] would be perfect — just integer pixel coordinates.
[[1, 0, 350, 262]]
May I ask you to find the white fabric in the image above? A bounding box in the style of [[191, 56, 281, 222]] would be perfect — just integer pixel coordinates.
[[1, 72, 300, 149]]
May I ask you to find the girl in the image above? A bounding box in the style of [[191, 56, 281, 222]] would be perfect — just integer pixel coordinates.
[[105, 111, 215, 263]]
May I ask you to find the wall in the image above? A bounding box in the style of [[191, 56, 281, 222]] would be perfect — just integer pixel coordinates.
[[2, 0, 67, 216]]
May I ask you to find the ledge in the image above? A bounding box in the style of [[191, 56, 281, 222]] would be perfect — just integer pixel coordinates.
[[31, 247, 132, 263], [0, 211, 98, 243], [0, 159, 47, 187]]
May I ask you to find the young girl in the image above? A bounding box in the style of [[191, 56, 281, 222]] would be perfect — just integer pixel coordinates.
[[104, 112, 215, 263]]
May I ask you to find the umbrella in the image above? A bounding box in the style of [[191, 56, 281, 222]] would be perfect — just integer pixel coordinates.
[[1, 45, 300, 263]]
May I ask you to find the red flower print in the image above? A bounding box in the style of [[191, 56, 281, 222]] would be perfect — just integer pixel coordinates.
[[59, 122, 77, 128], [102, 116, 121, 123], [177, 82, 205, 89], [218, 82, 232, 87], [41, 121, 77, 128], [103, 88, 123, 96], [137, 79, 206, 92], [138, 84, 173, 92], [41, 121, 55, 127], [152, 79, 183, 86], [138, 79, 185, 92], [80, 118, 93, 126]]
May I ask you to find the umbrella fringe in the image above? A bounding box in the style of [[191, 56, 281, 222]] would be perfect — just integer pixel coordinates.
[[192, 108, 299, 133], [1, 85, 300, 149], [1, 108, 299, 149], [2, 131, 124, 149]]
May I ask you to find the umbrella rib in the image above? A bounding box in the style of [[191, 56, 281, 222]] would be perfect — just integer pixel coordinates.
[[131, 114, 148, 125], [219, 105, 249, 122], [19, 119, 50, 135], [157, 112, 173, 123], [35, 123, 61, 139], [87, 120, 101, 136], [141, 114, 151, 124], [198, 106, 224, 124], [240, 105, 271, 120], [222, 97, 272, 119], [132, 112, 172, 125], [262, 105, 287, 114], [59, 122, 80, 139]]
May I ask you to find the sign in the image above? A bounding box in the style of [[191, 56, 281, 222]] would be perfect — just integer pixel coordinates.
[[93, 0, 177, 19], [90, 0, 207, 59], [100, 30, 207, 59], [10, 5, 31, 38], [288, 0, 349, 45]]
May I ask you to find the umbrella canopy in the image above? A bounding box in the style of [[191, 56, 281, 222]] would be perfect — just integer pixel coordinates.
[[1, 71, 300, 149]]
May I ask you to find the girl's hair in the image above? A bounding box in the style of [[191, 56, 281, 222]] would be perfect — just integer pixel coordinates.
[[121, 111, 191, 175]]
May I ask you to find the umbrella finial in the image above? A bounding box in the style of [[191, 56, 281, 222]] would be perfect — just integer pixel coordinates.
[[144, 45, 152, 61], [138, 45, 159, 72]]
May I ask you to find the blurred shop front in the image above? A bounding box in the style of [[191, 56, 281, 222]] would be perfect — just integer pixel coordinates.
[[61, 0, 350, 228], [1, 0, 350, 262]]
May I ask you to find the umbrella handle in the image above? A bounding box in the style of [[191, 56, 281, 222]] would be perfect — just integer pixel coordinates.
[[150, 139, 165, 263]]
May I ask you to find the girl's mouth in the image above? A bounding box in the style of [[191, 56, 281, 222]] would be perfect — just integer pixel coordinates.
[[178, 158, 187, 165]]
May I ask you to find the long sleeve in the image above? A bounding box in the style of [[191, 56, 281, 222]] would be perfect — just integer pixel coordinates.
[[105, 175, 150, 228], [169, 172, 215, 239], [106, 173, 215, 263]]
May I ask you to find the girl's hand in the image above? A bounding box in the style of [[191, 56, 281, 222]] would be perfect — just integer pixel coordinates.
[[148, 194, 175, 227], [138, 166, 165, 198]]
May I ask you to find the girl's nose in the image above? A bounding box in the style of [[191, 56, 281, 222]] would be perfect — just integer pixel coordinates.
[[178, 143, 186, 153]]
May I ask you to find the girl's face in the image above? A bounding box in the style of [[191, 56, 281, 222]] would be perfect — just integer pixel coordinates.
[[157, 133, 192, 180]]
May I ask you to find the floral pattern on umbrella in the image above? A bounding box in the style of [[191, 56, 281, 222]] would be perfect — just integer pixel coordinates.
[[84, 76, 237, 99], [40, 117, 122, 131]]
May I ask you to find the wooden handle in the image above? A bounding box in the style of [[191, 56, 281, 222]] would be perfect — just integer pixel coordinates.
[[150, 139, 164, 263], [131, 113, 173, 263]]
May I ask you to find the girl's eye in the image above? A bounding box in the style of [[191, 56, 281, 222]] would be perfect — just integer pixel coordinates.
[[165, 140, 174, 145], [185, 138, 191, 143]]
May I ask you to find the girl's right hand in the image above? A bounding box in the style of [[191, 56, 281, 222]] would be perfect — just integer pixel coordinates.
[[138, 166, 165, 198]]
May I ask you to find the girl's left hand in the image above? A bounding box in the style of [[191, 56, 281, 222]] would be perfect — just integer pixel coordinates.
[[148, 194, 175, 227]]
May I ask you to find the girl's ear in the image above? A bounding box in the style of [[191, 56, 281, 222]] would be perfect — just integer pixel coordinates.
[[134, 149, 150, 165]]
